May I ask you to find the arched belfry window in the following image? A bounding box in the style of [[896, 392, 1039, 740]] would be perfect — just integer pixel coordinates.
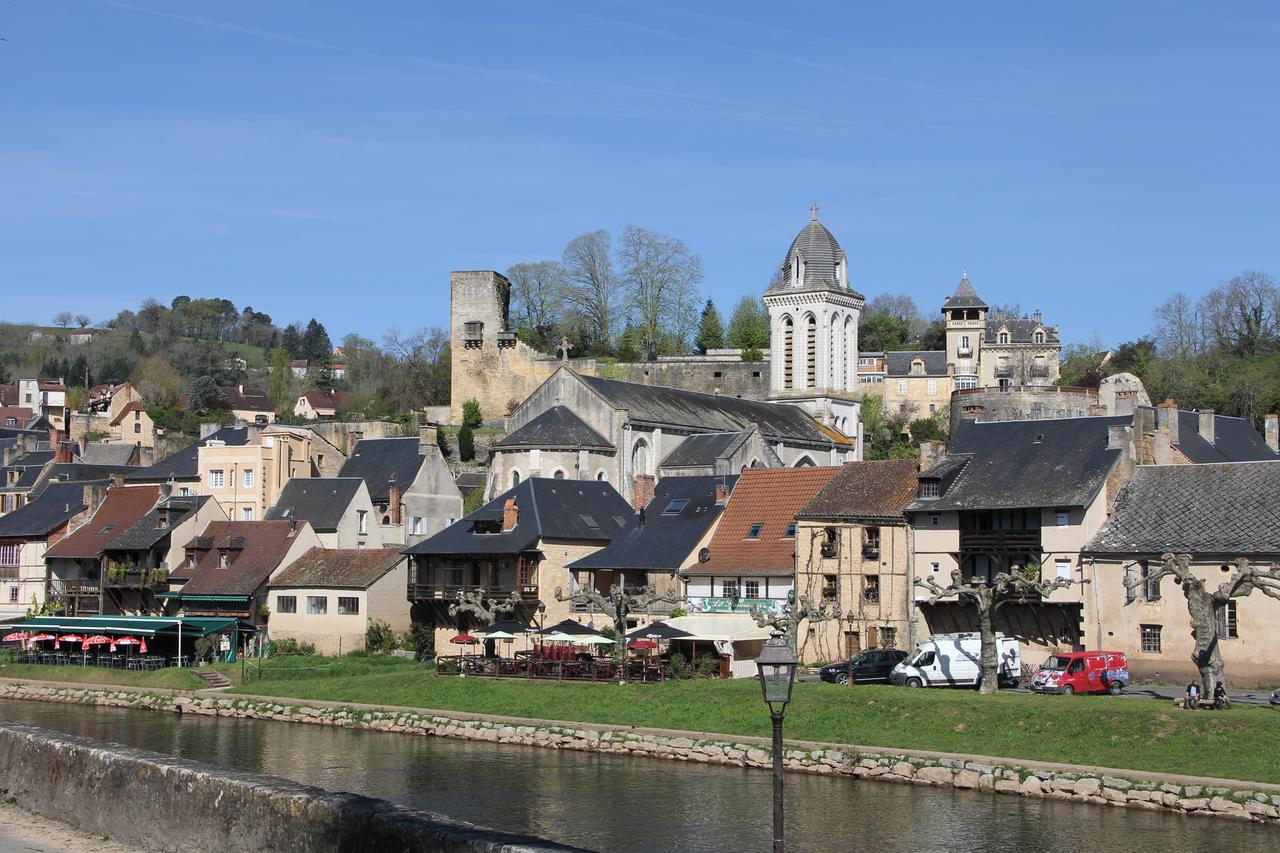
[[805, 315, 817, 389], [782, 315, 795, 389]]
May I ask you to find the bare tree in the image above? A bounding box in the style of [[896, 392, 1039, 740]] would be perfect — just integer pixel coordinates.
[[1124, 554, 1280, 695], [618, 225, 704, 358], [864, 293, 922, 325], [74, 314, 92, 329], [1199, 270, 1280, 357], [506, 261, 567, 335], [448, 590, 523, 630], [916, 565, 1083, 694], [562, 230, 621, 353], [1153, 292, 1203, 357], [52, 311, 73, 328], [555, 584, 683, 662]]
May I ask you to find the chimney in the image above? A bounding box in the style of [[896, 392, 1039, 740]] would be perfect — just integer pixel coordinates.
[[419, 424, 438, 454], [919, 440, 946, 470], [346, 429, 363, 456], [200, 422, 219, 440], [159, 483, 172, 500], [388, 477, 402, 525], [1107, 425, 1129, 451], [632, 475, 655, 511], [502, 498, 519, 532], [110, 472, 125, 489], [1198, 409, 1215, 444], [55, 439, 73, 464], [1032, 309, 1042, 324], [1266, 414, 1279, 454], [1155, 398, 1179, 446], [714, 482, 730, 505]]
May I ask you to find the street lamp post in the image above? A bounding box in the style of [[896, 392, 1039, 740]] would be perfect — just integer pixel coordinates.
[[756, 630, 798, 853]]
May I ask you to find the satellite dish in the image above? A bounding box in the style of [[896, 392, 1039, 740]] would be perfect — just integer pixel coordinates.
[[698, 547, 711, 563]]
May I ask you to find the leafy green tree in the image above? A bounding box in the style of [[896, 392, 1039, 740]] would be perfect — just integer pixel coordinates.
[[458, 424, 476, 461], [726, 296, 769, 351], [694, 299, 725, 354], [859, 313, 912, 352], [461, 398, 483, 428], [267, 347, 294, 410]]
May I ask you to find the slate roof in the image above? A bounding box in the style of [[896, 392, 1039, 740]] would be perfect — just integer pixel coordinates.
[[577, 374, 848, 447], [269, 547, 404, 590], [80, 443, 138, 466], [454, 472, 486, 500], [219, 386, 273, 413], [769, 216, 848, 292], [45, 486, 161, 559], [264, 477, 364, 531], [984, 316, 1059, 344], [405, 477, 631, 557], [493, 406, 612, 450], [124, 426, 250, 483], [905, 416, 1129, 513], [796, 460, 920, 522], [338, 437, 426, 505], [34, 463, 138, 496], [659, 432, 746, 469], [884, 351, 948, 377], [941, 273, 987, 310], [570, 475, 737, 572], [1174, 411, 1278, 463], [102, 495, 212, 552], [1084, 462, 1280, 556], [180, 521, 302, 596], [691, 466, 842, 577], [298, 388, 351, 411], [0, 451, 54, 490], [0, 481, 99, 538]]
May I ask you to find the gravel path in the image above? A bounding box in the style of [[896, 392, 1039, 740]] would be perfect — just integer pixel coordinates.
[[0, 802, 139, 852]]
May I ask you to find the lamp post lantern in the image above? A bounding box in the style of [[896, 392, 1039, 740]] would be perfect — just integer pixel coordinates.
[[756, 630, 798, 853]]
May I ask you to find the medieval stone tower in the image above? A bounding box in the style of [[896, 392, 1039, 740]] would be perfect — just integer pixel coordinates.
[[942, 271, 987, 392], [763, 206, 864, 442]]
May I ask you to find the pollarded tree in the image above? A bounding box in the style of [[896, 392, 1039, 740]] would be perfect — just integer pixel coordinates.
[[916, 565, 1084, 694], [555, 584, 683, 662], [751, 589, 836, 656], [1125, 553, 1280, 695], [448, 589, 523, 631]]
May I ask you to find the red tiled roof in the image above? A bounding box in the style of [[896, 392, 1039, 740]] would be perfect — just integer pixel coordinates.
[[109, 401, 146, 427], [269, 547, 404, 590], [44, 486, 161, 559], [691, 466, 841, 576], [0, 406, 33, 424], [179, 520, 302, 596]]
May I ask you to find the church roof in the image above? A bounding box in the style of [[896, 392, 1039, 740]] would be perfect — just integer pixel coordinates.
[[768, 209, 850, 293], [941, 272, 987, 310], [577, 374, 849, 447], [493, 406, 612, 451]]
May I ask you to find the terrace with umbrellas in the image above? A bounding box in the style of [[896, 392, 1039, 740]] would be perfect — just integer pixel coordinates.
[[1, 615, 247, 670]]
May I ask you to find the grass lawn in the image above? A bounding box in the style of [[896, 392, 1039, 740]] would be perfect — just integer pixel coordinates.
[[212, 666, 1280, 785], [0, 662, 206, 691]]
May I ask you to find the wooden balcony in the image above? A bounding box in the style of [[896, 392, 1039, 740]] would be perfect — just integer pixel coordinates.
[[959, 530, 1041, 553]]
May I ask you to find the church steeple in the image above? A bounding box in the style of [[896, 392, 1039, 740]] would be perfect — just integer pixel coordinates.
[[772, 204, 850, 292]]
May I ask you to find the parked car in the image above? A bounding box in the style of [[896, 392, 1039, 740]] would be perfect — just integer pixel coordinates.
[[819, 649, 908, 685], [1030, 650, 1129, 695], [889, 633, 1020, 689], [1271, 688, 1279, 707]]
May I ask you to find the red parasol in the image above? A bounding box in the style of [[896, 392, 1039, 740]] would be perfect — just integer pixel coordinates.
[[81, 635, 111, 650], [450, 634, 479, 645], [2, 632, 28, 643], [627, 639, 658, 650], [139, 638, 148, 654], [115, 636, 141, 646], [59, 634, 83, 643]]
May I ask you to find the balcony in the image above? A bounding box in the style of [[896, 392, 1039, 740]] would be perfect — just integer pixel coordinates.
[[953, 362, 977, 377], [863, 588, 880, 605], [1031, 363, 1050, 377], [959, 530, 1042, 553], [993, 363, 1013, 377], [104, 567, 169, 588], [956, 344, 972, 357], [862, 545, 881, 561], [408, 582, 540, 602]]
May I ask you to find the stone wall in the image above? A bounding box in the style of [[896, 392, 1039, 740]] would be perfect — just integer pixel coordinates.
[[0, 717, 581, 852], [1, 680, 1277, 826], [950, 386, 1099, 423], [612, 360, 769, 400]]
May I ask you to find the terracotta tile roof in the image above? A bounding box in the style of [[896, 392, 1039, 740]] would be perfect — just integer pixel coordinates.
[[796, 459, 919, 521], [300, 388, 352, 411], [179, 520, 302, 596], [109, 401, 146, 427], [269, 547, 404, 590], [44, 486, 161, 558], [691, 466, 841, 576]]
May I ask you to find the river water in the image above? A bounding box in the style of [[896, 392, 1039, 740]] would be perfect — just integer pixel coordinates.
[[0, 699, 1275, 852]]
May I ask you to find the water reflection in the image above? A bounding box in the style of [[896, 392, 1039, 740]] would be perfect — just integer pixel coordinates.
[[1, 699, 1275, 852]]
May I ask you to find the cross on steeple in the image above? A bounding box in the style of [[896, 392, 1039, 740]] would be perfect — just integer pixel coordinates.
[[810, 202, 820, 221]]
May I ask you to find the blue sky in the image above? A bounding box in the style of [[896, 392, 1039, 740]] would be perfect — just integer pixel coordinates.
[[2, 2, 1278, 347]]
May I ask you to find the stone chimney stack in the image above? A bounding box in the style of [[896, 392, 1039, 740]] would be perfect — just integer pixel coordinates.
[[918, 440, 946, 470], [502, 498, 519, 533], [1155, 398, 1179, 446], [346, 429, 363, 457], [419, 424, 438, 455], [55, 438, 73, 464], [1198, 409, 1215, 444], [200, 422, 220, 440], [1265, 414, 1279, 454], [1107, 425, 1130, 451], [714, 482, 730, 505]]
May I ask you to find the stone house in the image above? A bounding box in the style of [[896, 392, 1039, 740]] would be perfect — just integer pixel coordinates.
[[338, 431, 463, 546], [43, 485, 162, 616], [293, 389, 352, 420], [792, 459, 920, 664], [125, 426, 252, 495], [196, 426, 314, 522], [1083, 461, 1280, 686], [0, 481, 107, 619], [881, 351, 950, 421], [905, 416, 1136, 660], [404, 477, 631, 650], [683, 466, 842, 619], [941, 273, 1061, 390], [489, 368, 854, 507], [264, 477, 381, 549], [267, 548, 409, 655], [109, 402, 156, 448], [566, 475, 736, 633], [99, 494, 226, 616], [170, 520, 320, 627]]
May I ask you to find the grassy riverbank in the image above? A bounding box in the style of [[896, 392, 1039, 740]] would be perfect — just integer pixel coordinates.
[[5, 658, 1279, 784], [0, 662, 205, 690]]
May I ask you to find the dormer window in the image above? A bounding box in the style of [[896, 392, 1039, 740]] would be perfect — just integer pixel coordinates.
[[1034, 331, 1044, 344], [999, 332, 1009, 345], [218, 550, 229, 568], [911, 360, 924, 375], [918, 479, 940, 499]]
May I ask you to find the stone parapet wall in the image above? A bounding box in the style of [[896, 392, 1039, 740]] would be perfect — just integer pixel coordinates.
[[1, 680, 1278, 826], [0, 716, 580, 853]]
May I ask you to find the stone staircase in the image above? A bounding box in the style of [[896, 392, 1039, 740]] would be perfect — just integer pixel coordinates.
[[194, 668, 232, 689]]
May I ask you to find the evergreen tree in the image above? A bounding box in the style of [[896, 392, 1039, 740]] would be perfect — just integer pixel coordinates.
[[187, 375, 223, 413], [694, 299, 725, 354], [457, 424, 476, 461], [436, 426, 451, 459], [461, 398, 483, 428], [302, 319, 332, 364], [128, 329, 147, 355], [282, 325, 303, 359]]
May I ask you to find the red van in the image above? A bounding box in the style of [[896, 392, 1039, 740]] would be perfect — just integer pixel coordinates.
[[1031, 650, 1129, 695]]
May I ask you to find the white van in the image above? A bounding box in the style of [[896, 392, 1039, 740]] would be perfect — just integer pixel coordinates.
[[888, 633, 1020, 689]]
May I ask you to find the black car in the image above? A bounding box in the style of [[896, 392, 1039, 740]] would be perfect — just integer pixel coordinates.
[[819, 649, 908, 685]]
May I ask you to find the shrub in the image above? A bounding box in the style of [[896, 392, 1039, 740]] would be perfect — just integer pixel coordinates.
[[695, 653, 721, 678], [409, 622, 435, 662], [270, 637, 317, 657], [740, 347, 763, 362], [365, 620, 397, 654], [346, 648, 369, 658], [668, 606, 688, 619], [457, 424, 475, 461], [461, 398, 483, 428], [193, 636, 215, 664]]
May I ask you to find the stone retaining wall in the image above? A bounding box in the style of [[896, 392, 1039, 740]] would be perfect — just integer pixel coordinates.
[[0, 717, 582, 853], [3, 680, 1278, 826]]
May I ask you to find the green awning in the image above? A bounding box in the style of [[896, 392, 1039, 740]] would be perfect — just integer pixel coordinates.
[[176, 594, 251, 603], [1, 615, 243, 638]]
